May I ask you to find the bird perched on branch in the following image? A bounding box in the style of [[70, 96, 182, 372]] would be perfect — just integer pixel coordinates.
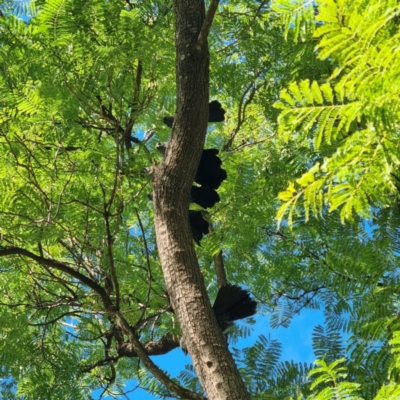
[[189, 210, 209, 246], [156, 145, 226, 190], [195, 148, 227, 190], [180, 284, 258, 355], [155, 107, 227, 244], [190, 185, 220, 209], [190, 149, 227, 209], [155, 144, 227, 211], [163, 100, 226, 128]]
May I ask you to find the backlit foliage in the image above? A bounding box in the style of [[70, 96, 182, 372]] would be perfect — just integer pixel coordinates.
[[0, 0, 399, 398]]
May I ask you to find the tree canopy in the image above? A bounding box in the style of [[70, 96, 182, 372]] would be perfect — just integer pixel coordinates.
[[1, 0, 400, 399]]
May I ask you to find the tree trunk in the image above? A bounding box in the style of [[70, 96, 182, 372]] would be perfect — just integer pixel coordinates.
[[152, 1, 251, 399]]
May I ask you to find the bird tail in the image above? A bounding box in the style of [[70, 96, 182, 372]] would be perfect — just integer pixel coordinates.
[[213, 284, 257, 321]]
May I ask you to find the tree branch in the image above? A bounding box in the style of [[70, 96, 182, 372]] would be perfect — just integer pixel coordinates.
[[111, 312, 206, 400], [197, 0, 220, 51], [0, 247, 204, 399], [134, 208, 154, 328], [0, 247, 113, 308], [117, 333, 180, 357], [214, 250, 227, 287]]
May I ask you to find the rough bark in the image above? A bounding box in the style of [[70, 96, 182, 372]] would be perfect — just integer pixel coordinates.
[[117, 333, 180, 356], [152, 0, 251, 398]]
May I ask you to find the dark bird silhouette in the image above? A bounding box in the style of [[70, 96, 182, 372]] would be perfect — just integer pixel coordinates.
[[191, 185, 220, 209], [180, 284, 258, 354], [155, 145, 227, 193], [212, 285, 257, 333], [189, 210, 209, 245], [163, 100, 226, 128], [195, 149, 227, 189], [208, 100, 226, 123]]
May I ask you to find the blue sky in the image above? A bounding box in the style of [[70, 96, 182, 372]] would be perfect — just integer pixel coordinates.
[[93, 308, 324, 399]]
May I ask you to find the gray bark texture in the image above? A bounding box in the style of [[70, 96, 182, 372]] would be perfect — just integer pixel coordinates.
[[152, 0, 251, 399]]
